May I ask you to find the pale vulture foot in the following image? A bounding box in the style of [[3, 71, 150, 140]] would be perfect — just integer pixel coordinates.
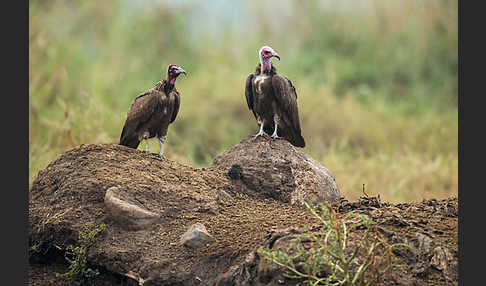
[[253, 122, 265, 138], [158, 136, 166, 157], [271, 132, 281, 139], [254, 129, 265, 138], [271, 123, 281, 139]]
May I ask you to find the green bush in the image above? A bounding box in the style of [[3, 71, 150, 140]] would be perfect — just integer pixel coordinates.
[[57, 224, 107, 286], [259, 201, 410, 285]]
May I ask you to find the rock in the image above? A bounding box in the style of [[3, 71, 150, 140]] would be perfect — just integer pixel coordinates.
[[430, 246, 458, 283], [211, 135, 341, 205], [415, 232, 433, 253], [180, 223, 215, 248], [104, 186, 161, 231], [430, 246, 454, 271]]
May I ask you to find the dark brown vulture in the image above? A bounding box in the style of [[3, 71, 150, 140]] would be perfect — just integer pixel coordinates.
[[245, 46, 305, 147], [119, 64, 186, 156]]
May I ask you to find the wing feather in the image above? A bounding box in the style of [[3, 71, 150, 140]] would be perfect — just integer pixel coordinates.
[[271, 75, 305, 147], [271, 75, 301, 132], [245, 73, 257, 119], [120, 89, 161, 142], [170, 90, 180, 123]]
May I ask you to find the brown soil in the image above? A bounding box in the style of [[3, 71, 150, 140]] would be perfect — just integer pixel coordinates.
[[28, 139, 457, 285]]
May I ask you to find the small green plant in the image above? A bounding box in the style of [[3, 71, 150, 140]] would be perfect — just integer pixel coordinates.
[[57, 223, 107, 286], [258, 201, 409, 286]]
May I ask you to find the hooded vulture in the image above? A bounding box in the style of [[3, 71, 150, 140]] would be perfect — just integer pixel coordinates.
[[119, 64, 186, 156], [245, 46, 305, 147]]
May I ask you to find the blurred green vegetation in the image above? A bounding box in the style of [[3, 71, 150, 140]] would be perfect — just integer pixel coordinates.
[[29, 0, 457, 203]]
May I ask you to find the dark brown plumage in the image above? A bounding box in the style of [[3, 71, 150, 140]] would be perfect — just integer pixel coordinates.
[[119, 64, 186, 156], [245, 46, 305, 147]]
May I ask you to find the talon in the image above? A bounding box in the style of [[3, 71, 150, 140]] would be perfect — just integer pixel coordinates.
[[271, 121, 280, 139], [254, 131, 264, 138]]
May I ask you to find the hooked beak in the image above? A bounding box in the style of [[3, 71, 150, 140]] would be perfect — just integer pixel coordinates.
[[176, 66, 187, 75], [272, 52, 280, 61]]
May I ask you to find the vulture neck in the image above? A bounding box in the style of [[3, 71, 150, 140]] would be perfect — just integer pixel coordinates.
[[255, 63, 276, 76], [260, 58, 272, 74], [158, 79, 175, 94]]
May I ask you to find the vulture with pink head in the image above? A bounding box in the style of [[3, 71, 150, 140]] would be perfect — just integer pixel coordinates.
[[119, 64, 186, 156], [245, 46, 305, 147]]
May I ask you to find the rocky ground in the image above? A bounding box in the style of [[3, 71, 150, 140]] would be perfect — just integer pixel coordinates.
[[28, 135, 458, 285]]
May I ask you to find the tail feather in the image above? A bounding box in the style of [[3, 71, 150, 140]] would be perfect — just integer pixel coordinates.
[[275, 124, 305, 148], [291, 133, 305, 148], [119, 136, 140, 149], [119, 126, 140, 149]]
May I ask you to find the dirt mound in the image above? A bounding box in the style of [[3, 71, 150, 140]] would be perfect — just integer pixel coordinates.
[[28, 138, 457, 285], [211, 134, 340, 204]]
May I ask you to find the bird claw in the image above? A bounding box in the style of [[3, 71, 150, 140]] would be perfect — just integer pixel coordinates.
[[271, 133, 281, 139], [253, 131, 264, 138]]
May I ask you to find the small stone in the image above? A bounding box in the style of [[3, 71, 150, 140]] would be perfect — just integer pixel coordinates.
[[415, 232, 433, 253], [430, 246, 453, 271], [180, 223, 215, 248]]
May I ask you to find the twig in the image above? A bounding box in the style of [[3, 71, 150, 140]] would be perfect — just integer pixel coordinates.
[[362, 184, 368, 198]]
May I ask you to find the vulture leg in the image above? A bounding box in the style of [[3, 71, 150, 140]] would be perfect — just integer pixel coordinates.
[[157, 136, 166, 157], [271, 124, 280, 139], [271, 114, 281, 139], [142, 132, 150, 153], [254, 121, 265, 138]]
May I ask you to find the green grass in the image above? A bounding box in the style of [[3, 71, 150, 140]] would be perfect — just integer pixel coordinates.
[[29, 0, 457, 203]]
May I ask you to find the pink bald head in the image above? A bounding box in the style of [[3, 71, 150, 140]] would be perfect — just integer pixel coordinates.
[[259, 46, 280, 62], [258, 46, 280, 73]]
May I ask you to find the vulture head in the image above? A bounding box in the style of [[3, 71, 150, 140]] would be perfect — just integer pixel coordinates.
[[166, 64, 187, 85], [259, 46, 280, 62], [259, 46, 280, 72]]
